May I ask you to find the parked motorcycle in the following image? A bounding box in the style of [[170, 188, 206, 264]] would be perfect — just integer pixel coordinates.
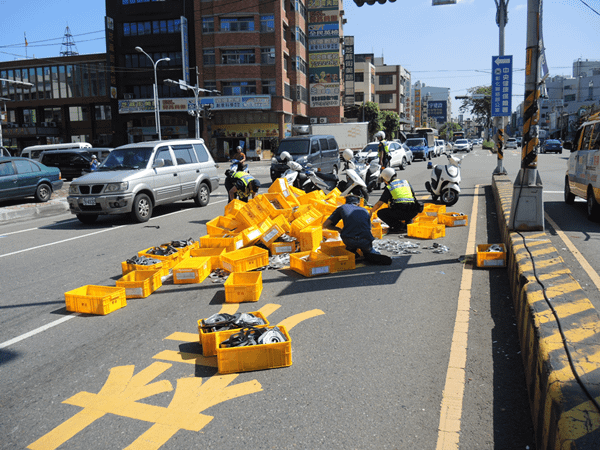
[[425, 154, 462, 206]]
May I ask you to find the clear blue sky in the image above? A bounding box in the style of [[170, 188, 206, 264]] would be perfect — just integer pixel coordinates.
[[1, 0, 598, 117]]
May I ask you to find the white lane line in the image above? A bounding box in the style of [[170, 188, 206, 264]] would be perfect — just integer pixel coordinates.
[[0, 314, 80, 349], [0, 198, 228, 259]]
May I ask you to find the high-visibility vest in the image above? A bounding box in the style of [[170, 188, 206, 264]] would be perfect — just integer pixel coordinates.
[[233, 172, 255, 198], [378, 140, 390, 159], [386, 179, 415, 204]]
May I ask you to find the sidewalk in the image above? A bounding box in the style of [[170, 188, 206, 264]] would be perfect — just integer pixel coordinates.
[[0, 185, 70, 224]]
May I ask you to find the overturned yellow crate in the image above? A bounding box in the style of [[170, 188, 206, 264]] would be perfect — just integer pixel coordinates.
[[261, 193, 295, 221], [198, 310, 269, 357], [298, 225, 322, 252], [438, 212, 468, 227], [224, 198, 246, 217], [476, 244, 506, 268], [268, 178, 300, 206], [206, 215, 242, 235], [260, 221, 285, 247], [234, 200, 269, 228], [371, 221, 384, 239], [270, 240, 297, 254], [423, 203, 446, 216], [216, 325, 292, 374], [290, 250, 335, 277], [172, 256, 212, 284], [65, 285, 127, 315], [320, 246, 356, 272], [291, 209, 323, 236], [116, 269, 162, 299], [407, 223, 445, 240], [224, 272, 263, 303], [297, 190, 326, 205], [199, 233, 244, 252], [240, 218, 273, 247], [221, 246, 269, 273]]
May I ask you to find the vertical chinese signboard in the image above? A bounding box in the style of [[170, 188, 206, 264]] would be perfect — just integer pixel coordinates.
[[491, 55, 512, 117], [307, 0, 341, 108], [414, 88, 421, 127], [181, 16, 190, 85], [343, 36, 355, 106]]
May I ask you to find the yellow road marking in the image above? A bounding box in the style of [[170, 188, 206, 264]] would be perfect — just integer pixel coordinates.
[[545, 213, 600, 292], [277, 309, 325, 330], [436, 185, 480, 450], [152, 350, 218, 367]]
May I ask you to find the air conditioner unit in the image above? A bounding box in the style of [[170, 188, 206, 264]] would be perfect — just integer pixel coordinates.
[[319, 118, 327, 124], [310, 118, 317, 124], [124, 94, 133, 99]]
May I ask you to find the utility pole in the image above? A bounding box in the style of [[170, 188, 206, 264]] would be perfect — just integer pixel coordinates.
[[508, 0, 544, 230], [492, 0, 509, 175]]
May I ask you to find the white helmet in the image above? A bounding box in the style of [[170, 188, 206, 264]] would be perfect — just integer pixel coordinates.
[[375, 131, 385, 141], [379, 167, 396, 183], [342, 149, 354, 161], [280, 151, 292, 162]]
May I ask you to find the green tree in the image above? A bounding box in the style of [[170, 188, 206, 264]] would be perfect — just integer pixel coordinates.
[[358, 102, 382, 138], [459, 86, 492, 129], [380, 110, 401, 139], [439, 122, 462, 141]]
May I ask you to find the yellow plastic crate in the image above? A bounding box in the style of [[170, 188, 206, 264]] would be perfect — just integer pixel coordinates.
[[413, 215, 438, 225], [261, 193, 294, 221], [216, 325, 292, 374], [137, 247, 181, 270], [65, 285, 127, 315], [325, 188, 341, 201], [322, 229, 340, 240], [234, 201, 269, 228], [224, 198, 246, 217], [221, 246, 269, 273], [292, 204, 311, 220], [189, 247, 227, 269], [476, 244, 507, 268], [288, 185, 305, 198], [438, 212, 468, 227], [423, 203, 446, 216], [312, 200, 337, 216], [240, 218, 273, 247], [371, 221, 383, 239], [297, 190, 326, 205], [224, 272, 263, 303], [407, 223, 446, 240], [291, 209, 323, 236], [290, 250, 334, 277], [206, 215, 242, 235], [198, 310, 269, 357], [268, 178, 300, 206], [121, 260, 167, 277], [298, 225, 323, 252], [269, 240, 297, 254], [199, 234, 244, 252], [172, 256, 212, 284], [270, 213, 291, 233], [116, 269, 162, 299], [320, 246, 356, 272], [260, 222, 285, 247], [320, 239, 345, 250]]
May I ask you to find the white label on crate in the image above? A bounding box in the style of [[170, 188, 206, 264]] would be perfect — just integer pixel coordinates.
[[264, 228, 279, 242], [126, 287, 143, 297], [484, 259, 504, 266], [248, 229, 261, 241], [223, 262, 233, 272], [176, 271, 196, 280], [426, 212, 437, 216], [454, 219, 466, 226], [235, 240, 243, 249], [275, 245, 292, 253], [311, 265, 330, 275]]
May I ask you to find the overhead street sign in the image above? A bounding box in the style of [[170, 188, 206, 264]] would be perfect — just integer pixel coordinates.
[[491, 55, 512, 117]]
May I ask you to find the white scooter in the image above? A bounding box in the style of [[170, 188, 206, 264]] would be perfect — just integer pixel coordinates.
[[425, 154, 462, 206]]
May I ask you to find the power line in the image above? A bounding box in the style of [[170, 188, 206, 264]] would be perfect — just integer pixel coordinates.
[[578, 0, 600, 16]]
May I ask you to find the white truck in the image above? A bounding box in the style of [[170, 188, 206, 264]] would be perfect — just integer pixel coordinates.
[[299, 122, 369, 152]]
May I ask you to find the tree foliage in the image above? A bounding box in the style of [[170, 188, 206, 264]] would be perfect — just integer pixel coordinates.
[[459, 86, 492, 128], [380, 110, 401, 139], [439, 122, 462, 141], [358, 102, 382, 138]]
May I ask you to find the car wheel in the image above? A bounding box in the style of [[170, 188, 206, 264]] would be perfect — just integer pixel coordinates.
[[587, 187, 600, 222], [194, 182, 210, 207], [564, 177, 575, 205], [77, 214, 98, 224], [34, 183, 52, 202], [399, 157, 407, 170], [131, 193, 153, 223]]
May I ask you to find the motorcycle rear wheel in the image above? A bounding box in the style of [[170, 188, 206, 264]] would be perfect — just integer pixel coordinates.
[[441, 189, 459, 206]]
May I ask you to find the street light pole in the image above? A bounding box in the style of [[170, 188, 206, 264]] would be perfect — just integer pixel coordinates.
[[135, 47, 170, 140]]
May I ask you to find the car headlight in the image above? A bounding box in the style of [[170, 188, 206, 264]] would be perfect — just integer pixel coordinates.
[[69, 185, 79, 195], [105, 182, 129, 193]]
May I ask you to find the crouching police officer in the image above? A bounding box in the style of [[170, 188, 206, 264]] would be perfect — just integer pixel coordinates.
[[369, 167, 422, 232], [227, 171, 261, 202], [323, 195, 392, 265]]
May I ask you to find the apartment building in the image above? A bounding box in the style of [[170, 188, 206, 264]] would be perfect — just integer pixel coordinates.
[[412, 81, 451, 128]]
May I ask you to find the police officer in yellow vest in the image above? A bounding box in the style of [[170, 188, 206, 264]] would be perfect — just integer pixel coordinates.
[[370, 167, 422, 232], [375, 131, 391, 169], [228, 171, 261, 202]]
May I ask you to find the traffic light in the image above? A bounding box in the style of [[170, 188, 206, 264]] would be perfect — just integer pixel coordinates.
[[353, 0, 395, 6]]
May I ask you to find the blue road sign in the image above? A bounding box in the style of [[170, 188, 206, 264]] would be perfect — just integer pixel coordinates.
[[491, 55, 512, 117]]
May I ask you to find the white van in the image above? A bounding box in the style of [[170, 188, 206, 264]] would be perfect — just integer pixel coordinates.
[[21, 143, 92, 161]]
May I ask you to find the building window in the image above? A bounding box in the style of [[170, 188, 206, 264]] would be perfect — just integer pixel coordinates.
[[355, 92, 364, 102], [379, 74, 393, 85], [222, 49, 255, 65], [293, 27, 306, 47], [564, 94, 576, 102], [260, 15, 274, 32], [204, 81, 217, 92], [262, 80, 276, 95], [291, 0, 307, 19], [379, 93, 393, 103], [294, 56, 307, 75], [202, 17, 214, 33], [284, 83, 291, 99], [222, 81, 256, 95], [69, 106, 89, 122], [203, 49, 215, 66], [355, 72, 364, 82], [261, 48, 276, 65], [221, 17, 255, 32], [95, 105, 112, 120], [124, 19, 179, 36]]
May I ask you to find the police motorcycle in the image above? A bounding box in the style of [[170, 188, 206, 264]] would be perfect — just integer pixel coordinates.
[[353, 152, 381, 193], [424, 153, 462, 206]]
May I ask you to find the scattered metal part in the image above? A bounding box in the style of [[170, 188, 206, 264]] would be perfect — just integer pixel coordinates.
[[126, 255, 162, 265], [373, 239, 422, 255], [486, 244, 504, 252], [144, 225, 160, 229], [146, 245, 178, 256], [220, 326, 287, 348], [209, 268, 229, 283], [164, 238, 196, 248], [201, 313, 266, 333]]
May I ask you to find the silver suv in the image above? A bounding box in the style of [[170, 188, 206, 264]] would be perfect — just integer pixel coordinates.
[[67, 139, 219, 224]]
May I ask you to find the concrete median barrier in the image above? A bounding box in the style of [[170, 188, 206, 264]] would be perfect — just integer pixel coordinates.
[[492, 175, 600, 449]]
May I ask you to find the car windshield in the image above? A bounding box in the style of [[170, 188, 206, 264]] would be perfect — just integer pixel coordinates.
[[546, 140, 560, 144], [456, 139, 468, 144], [405, 138, 425, 146], [359, 143, 379, 154], [277, 140, 310, 156], [100, 148, 153, 170]]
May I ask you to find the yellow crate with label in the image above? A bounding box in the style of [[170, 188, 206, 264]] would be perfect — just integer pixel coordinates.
[[116, 269, 163, 298], [320, 246, 356, 272], [65, 285, 127, 315], [172, 256, 212, 284], [438, 212, 468, 227], [240, 218, 273, 247], [269, 240, 297, 254], [216, 325, 292, 374], [268, 178, 300, 206], [190, 247, 227, 269], [137, 247, 181, 270], [199, 233, 244, 252], [298, 225, 322, 252], [198, 310, 269, 357], [261, 193, 295, 221], [476, 244, 507, 268], [423, 203, 446, 216], [290, 250, 335, 277], [224, 198, 246, 217], [260, 222, 285, 247], [407, 223, 446, 240], [224, 272, 263, 303], [291, 209, 323, 236], [121, 260, 167, 277], [221, 246, 269, 273]]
